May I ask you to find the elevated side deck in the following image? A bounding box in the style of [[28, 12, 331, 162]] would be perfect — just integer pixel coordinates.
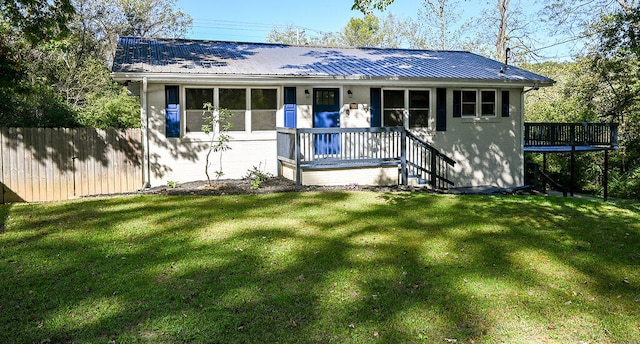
[[524, 122, 618, 152], [523, 122, 619, 201]]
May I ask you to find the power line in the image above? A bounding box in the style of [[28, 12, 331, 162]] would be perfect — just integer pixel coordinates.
[[189, 18, 331, 40]]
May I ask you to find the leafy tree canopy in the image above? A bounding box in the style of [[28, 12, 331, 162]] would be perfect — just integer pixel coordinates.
[[351, 0, 394, 14], [0, 0, 192, 128], [0, 0, 75, 44]]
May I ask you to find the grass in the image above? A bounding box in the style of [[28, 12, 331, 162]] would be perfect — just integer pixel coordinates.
[[0, 191, 639, 343]]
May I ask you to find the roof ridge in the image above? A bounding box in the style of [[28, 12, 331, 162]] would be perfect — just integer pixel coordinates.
[[116, 36, 470, 54]]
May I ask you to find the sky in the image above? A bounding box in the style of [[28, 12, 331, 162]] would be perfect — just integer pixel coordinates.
[[177, 0, 476, 42], [175, 0, 569, 60]]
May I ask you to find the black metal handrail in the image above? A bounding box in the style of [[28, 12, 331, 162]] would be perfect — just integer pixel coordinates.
[[405, 131, 455, 189], [524, 122, 618, 148]]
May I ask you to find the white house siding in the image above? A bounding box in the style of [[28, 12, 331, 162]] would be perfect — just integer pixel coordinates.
[[143, 83, 278, 186], [141, 82, 525, 188], [421, 88, 524, 187], [297, 85, 526, 188]]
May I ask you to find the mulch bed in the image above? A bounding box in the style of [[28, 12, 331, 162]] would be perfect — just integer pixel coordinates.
[[140, 176, 425, 196]]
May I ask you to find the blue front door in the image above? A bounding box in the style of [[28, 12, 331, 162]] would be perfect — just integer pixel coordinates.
[[313, 88, 341, 155]]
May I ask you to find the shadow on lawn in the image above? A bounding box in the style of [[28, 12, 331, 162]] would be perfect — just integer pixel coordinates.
[[1, 192, 639, 343]]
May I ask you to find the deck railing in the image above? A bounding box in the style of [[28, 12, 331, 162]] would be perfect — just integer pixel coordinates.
[[524, 122, 619, 148], [277, 127, 455, 189], [406, 131, 456, 189]]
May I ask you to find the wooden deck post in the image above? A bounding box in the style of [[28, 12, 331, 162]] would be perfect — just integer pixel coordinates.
[[570, 147, 575, 197], [542, 153, 547, 193], [604, 150, 609, 202], [570, 125, 575, 197], [295, 129, 301, 186], [400, 129, 407, 186]]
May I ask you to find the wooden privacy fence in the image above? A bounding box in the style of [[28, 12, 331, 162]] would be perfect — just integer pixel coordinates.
[[0, 128, 142, 203]]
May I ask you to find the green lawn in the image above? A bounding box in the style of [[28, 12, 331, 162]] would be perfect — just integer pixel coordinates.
[[1, 192, 639, 343]]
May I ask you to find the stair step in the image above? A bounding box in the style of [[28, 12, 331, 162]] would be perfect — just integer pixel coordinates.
[[408, 175, 429, 186]]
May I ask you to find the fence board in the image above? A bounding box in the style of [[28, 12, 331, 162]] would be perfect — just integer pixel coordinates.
[[0, 128, 142, 202], [0, 128, 5, 203]]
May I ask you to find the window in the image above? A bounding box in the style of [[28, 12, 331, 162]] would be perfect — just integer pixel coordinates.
[[383, 90, 404, 127], [185, 88, 213, 133], [315, 90, 336, 105], [461, 90, 476, 117], [383, 89, 430, 128], [481, 90, 496, 117], [184, 87, 278, 134], [453, 89, 497, 118], [408, 90, 429, 128], [219, 88, 246, 132], [251, 89, 277, 131]]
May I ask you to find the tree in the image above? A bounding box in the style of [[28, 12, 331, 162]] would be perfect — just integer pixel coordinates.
[[473, 0, 536, 62], [266, 24, 311, 45], [539, 0, 636, 56], [0, 0, 75, 44], [201, 104, 233, 186], [1, 0, 192, 128], [72, 0, 192, 63], [267, 14, 407, 48], [0, 0, 76, 126], [342, 15, 382, 47], [414, 0, 468, 50], [351, 0, 395, 14]]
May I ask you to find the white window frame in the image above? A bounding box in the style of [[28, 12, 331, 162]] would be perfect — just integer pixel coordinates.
[[249, 88, 280, 132], [382, 88, 406, 127], [408, 89, 431, 129], [454, 89, 498, 118], [181, 86, 280, 140], [381, 88, 432, 129], [480, 89, 497, 117], [459, 89, 477, 118]]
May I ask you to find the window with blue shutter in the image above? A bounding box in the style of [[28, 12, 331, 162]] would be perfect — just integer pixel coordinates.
[[165, 86, 180, 138], [284, 87, 296, 128], [502, 90, 510, 117]]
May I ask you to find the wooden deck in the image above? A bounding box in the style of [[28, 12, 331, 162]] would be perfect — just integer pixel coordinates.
[[523, 122, 619, 201], [524, 122, 618, 152]]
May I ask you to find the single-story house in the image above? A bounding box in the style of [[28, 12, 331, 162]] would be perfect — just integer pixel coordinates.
[[111, 36, 554, 189]]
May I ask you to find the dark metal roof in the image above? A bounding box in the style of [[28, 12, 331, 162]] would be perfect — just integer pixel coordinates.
[[112, 37, 554, 84]]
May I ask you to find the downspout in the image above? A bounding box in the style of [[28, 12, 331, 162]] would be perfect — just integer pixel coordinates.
[[520, 88, 527, 186], [521, 85, 540, 186], [141, 77, 151, 189]]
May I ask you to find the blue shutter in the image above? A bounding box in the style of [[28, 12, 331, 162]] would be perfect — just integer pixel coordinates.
[[284, 87, 297, 128], [436, 88, 447, 131], [165, 86, 180, 138], [502, 90, 510, 117], [370, 88, 381, 127], [453, 90, 462, 118]]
